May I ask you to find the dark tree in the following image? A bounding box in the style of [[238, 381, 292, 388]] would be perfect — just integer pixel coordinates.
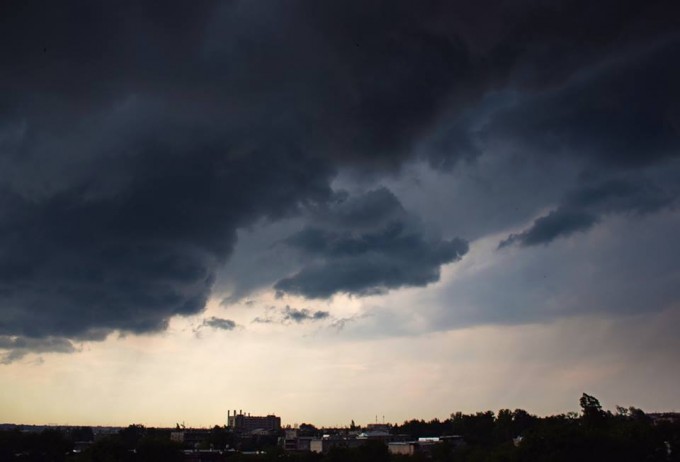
[[136, 436, 183, 462], [118, 424, 146, 450], [580, 393, 608, 427]]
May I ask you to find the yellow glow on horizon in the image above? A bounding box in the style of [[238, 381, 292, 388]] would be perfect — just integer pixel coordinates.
[[2, 304, 679, 427]]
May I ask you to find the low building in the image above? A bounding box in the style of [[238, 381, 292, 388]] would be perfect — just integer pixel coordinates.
[[388, 436, 465, 456], [310, 436, 365, 453], [366, 423, 391, 433], [281, 429, 316, 452], [296, 437, 314, 452], [388, 442, 420, 456], [357, 430, 392, 441]]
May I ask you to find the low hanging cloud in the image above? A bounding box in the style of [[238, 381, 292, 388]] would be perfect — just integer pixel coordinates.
[[283, 306, 330, 323], [0, 146, 332, 342], [275, 188, 469, 298], [251, 305, 329, 325], [499, 209, 597, 248], [201, 317, 237, 331], [499, 177, 675, 248], [0, 336, 77, 364], [0, 0, 679, 360]]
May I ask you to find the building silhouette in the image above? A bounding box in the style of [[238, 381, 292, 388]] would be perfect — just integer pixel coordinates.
[[227, 410, 281, 433]]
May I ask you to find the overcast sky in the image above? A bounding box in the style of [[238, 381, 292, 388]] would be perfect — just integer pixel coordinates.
[[1, 0, 679, 427]]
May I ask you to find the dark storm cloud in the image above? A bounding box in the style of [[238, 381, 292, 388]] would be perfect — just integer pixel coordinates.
[[499, 210, 597, 248], [499, 177, 674, 247], [202, 317, 237, 331], [0, 0, 482, 348], [274, 189, 469, 298], [0, 145, 332, 340], [0, 336, 76, 364], [483, 37, 680, 169], [0, 0, 679, 357]]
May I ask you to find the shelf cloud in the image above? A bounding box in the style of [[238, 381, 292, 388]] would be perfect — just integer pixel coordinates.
[[1, 0, 679, 362]]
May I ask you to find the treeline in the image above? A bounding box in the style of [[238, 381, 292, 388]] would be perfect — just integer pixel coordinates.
[[0, 424, 184, 462], [392, 408, 538, 446], [2, 394, 680, 462], [385, 399, 680, 462], [0, 428, 75, 462]]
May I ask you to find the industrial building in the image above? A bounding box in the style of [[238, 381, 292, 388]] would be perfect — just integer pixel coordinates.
[[227, 410, 281, 433]]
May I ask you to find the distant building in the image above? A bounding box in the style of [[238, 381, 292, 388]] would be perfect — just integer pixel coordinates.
[[281, 430, 315, 452], [357, 430, 392, 441], [309, 436, 364, 453], [296, 437, 314, 452], [366, 423, 391, 433], [227, 410, 281, 433], [388, 441, 420, 456], [389, 440, 446, 456], [388, 436, 465, 456]]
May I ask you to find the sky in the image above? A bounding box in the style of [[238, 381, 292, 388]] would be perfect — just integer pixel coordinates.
[[1, 0, 679, 428]]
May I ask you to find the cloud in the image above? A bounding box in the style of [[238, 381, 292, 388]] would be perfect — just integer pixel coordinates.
[[282, 306, 330, 324], [483, 37, 680, 169], [329, 314, 367, 332], [499, 209, 597, 248], [0, 0, 678, 352], [500, 176, 674, 247], [0, 146, 332, 341], [334, 208, 680, 337], [274, 188, 469, 298], [201, 317, 237, 331], [251, 305, 329, 325], [0, 0, 478, 344], [0, 336, 76, 364]]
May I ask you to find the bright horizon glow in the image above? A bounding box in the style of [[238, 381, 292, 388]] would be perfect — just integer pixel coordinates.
[[2, 291, 678, 428]]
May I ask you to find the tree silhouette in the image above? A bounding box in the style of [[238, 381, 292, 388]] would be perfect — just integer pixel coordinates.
[[580, 393, 607, 427]]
